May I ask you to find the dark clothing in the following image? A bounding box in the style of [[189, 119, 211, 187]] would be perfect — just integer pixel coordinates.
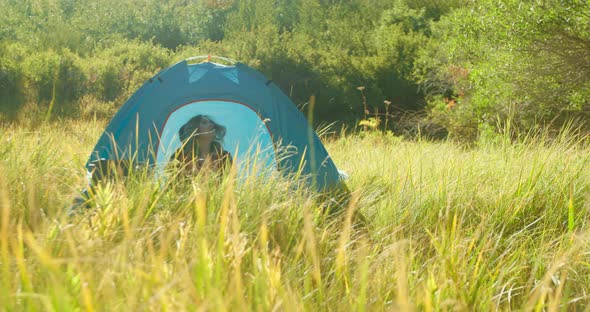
[[170, 146, 232, 174]]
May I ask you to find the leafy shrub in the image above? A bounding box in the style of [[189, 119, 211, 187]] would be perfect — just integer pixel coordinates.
[[414, 0, 590, 140], [17, 48, 85, 115], [0, 42, 26, 100], [82, 39, 171, 102], [77, 94, 117, 120]]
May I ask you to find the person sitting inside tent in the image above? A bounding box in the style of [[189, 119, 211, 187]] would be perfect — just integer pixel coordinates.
[[171, 115, 232, 174]]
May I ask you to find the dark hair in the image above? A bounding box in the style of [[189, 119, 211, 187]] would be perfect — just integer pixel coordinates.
[[178, 115, 226, 143]]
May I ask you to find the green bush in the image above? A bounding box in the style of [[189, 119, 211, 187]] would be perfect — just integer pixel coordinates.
[[414, 0, 590, 140], [0, 39, 170, 118], [0, 42, 26, 100], [82, 39, 171, 102], [17, 48, 85, 115]]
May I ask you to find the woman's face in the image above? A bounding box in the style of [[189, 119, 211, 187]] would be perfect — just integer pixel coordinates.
[[196, 117, 215, 135], [183, 117, 216, 143]]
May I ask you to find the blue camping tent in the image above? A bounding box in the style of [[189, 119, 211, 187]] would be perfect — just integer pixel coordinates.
[[86, 57, 343, 191]]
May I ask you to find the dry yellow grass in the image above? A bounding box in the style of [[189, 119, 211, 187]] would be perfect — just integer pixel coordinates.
[[1, 120, 589, 311]]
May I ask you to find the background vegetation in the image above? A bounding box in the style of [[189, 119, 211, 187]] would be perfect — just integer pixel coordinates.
[[1, 0, 588, 140]]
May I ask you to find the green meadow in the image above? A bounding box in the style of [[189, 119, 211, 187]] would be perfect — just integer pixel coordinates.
[[1, 120, 589, 311], [2, 0, 590, 310]]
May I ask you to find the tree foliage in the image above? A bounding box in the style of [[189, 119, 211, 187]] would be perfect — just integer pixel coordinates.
[[0, 0, 588, 138], [415, 0, 590, 139]]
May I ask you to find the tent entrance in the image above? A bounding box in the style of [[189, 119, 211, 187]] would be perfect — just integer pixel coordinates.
[[156, 100, 277, 175]]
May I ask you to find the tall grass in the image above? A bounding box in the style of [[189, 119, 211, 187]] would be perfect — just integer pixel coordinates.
[[1, 121, 589, 311]]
